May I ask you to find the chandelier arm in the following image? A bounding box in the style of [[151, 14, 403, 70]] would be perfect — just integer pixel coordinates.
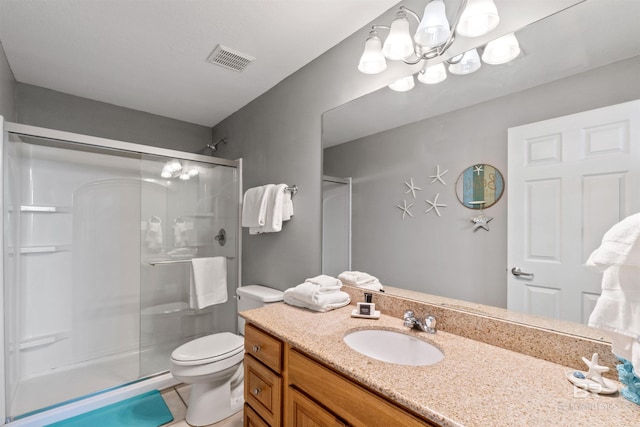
[[419, 0, 469, 61], [371, 24, 390, 32], [398, 6, 421, 24]]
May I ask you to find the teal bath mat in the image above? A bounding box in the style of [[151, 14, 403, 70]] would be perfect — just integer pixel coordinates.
[[47, 390, 173, 427]]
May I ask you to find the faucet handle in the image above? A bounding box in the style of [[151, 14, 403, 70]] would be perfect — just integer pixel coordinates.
[[425, 315, 437, 333], [403, 310, 414, 320]]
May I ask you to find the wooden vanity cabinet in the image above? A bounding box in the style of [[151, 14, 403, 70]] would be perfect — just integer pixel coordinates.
[[243, 323, 439, 427]]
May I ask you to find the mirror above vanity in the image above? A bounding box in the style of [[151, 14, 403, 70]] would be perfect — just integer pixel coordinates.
[[322, 0, 640, 341]]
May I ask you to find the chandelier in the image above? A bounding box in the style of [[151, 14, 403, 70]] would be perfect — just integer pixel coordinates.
[[358, 0, 521, 91]]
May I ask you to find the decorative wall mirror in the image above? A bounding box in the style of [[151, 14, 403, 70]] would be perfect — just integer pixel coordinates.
[[454, 164, 504, 209]]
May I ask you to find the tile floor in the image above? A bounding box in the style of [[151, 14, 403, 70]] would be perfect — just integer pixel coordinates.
[[160, 384, 243, 427]]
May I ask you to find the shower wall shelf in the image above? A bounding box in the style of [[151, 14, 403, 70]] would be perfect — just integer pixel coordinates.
[[148, 256, 235, 266], [19, 205, 71, 213], [19, 332, 70, 351], [19, 245, 72, 254]]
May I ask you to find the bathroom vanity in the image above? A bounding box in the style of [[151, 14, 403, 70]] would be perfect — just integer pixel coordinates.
[[243, 322, 433, 426], [241, 302, 639, 427]]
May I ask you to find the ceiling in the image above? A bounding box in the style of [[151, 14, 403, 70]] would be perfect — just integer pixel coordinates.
[[0, 0, 399, 127], [323, 0, 640, 147]]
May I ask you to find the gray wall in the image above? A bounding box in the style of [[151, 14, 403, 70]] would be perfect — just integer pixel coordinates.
[[324, 56, 640, 307], [16, 83, 212, 152], [211, 9, 411, 290], [0, 42, 16, 121]]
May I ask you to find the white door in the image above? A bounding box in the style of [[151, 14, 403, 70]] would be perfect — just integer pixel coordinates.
[[507, 99, 640, 323]]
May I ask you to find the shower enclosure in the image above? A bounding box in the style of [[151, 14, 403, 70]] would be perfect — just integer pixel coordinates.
[[1, 121, 241, 421]]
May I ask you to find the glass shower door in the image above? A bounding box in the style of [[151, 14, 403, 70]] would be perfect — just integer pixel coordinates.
[[139, 155, 239, 377]]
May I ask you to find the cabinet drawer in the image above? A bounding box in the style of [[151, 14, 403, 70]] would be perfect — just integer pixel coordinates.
[[288, 349, 438, 427], [245, 354, 282, 426], [244, 403, 270, 427], [245, 323, 283, 373]]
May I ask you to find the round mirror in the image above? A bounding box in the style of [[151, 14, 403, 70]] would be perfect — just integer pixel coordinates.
[[455, 164, 504, 209]]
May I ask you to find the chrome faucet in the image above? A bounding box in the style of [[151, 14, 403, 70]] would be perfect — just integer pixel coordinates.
[[403, 310, 437, 334]]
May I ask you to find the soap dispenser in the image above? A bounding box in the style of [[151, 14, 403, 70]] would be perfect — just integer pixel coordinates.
[[351, 292, 381, 319]]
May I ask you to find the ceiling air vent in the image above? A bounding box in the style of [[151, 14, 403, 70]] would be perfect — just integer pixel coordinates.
[[206, 44, 255, 72]]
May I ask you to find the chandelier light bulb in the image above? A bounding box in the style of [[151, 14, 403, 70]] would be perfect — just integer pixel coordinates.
[[414, 0, 451, 48], [482, 33, 521, 64], [418, 62, 447, 84], [358, 31, 387, 74], [448, 48, 482, 75], [382, 13, 414, 60], [457, 0, 500, 38], [388, 75, 415, 92]]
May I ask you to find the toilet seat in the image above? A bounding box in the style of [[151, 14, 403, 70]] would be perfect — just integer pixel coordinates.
[[171, 332, 244, 366]]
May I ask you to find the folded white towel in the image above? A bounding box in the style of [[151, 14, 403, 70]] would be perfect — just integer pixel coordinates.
[[305, 274, 343, 291], [338, 271, 384, 291], [189, 257, 228, 309], [242, 185, 272, 228], [586, 212, 640, 271], [283, 288, 350, 312]]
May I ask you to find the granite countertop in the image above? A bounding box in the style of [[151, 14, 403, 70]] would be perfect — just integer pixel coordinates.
[[241, 303, 639, 427]]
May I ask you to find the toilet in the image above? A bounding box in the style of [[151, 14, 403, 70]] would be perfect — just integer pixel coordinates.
[[170, 285, 284, 426]]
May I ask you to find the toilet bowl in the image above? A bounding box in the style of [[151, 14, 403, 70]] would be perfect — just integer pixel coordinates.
[[169, 285, 284, 426]]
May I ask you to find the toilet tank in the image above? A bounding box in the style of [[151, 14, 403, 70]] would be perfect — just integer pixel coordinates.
[[236, 285, 284, 335]]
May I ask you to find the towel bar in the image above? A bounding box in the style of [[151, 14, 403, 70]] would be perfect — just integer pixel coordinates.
[[285, 185, 298, 196]]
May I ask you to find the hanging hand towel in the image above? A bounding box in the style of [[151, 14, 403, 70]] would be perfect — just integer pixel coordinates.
[[282, 184, 294, 221], [189, 257, 228, 309], [146, 216, 163, 251], [586, 212, 640, 271], [173, 218, 188, 248], [249, 184, 285, 234], [242, 185, 272, 228]]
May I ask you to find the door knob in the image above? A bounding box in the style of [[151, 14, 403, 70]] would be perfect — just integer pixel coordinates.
[[511, 267, 534, 278]]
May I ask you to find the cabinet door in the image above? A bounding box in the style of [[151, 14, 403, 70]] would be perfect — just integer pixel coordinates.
[[245, 404, 270, 427], [287, 387, 346, 427], [245, 354, 282, 426]]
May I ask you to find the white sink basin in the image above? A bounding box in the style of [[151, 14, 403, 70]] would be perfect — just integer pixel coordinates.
[[343, 329, 444, 366]]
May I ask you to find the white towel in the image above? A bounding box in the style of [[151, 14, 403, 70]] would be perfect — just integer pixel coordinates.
[[283, 187, 294, 221], [173, 220, 188, 248], [305, 274, 343, 292], [587, 213, 640, 375], [242, 185, 272, 228], [189, 257, 228, 309], [145, 217, 163, 251], [586, 212, 640, 271], [250, 184, 293, 234], [338, 271, 384, 291], [283, 288, 350, 313], [250, 184, 286, 234]]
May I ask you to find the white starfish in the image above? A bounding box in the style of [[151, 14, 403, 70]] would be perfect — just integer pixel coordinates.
[[396, 200, 414, 219], [404, 178, 422, 198], [424, 193, 447, 217], [429, 165, 449, 185], [473, 165, 484, 176], [471, 213, 493, 231], [582, 353, 609, 388]]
